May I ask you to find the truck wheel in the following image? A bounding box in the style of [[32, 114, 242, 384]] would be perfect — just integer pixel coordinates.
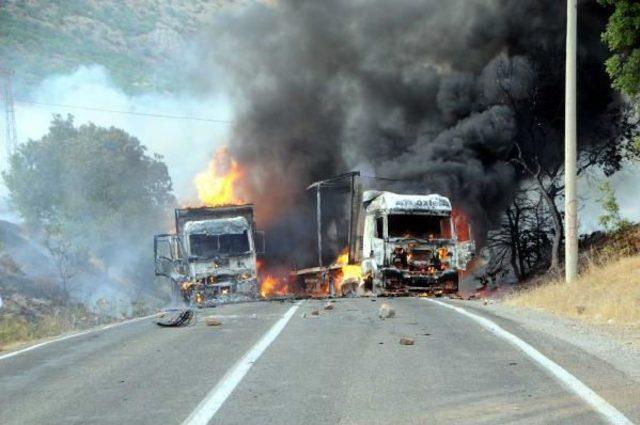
[[443, 278, 459, 295], [341, 278, 359, 297]]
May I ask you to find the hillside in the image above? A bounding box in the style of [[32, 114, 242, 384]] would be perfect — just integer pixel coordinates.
[[505, 224, 640, 326], [0, 0, 232, 93]]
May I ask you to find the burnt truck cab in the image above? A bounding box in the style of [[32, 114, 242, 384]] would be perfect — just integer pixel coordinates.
[[155, 205, 262, 305], [360, 191, 474, 295]]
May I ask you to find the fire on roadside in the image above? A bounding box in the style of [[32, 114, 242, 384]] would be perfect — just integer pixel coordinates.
[[193, 146, 244, 206], [257, 260, 289, 298], [259, 275, 289, 298]]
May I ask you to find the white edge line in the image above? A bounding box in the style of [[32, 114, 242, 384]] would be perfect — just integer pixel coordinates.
[[182, 301, 302, 425], [425, 299, 633, 425], [0, 314, 155, 361]]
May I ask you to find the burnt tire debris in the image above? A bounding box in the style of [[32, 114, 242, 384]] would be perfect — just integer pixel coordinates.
[[155, 309, 195, 327]]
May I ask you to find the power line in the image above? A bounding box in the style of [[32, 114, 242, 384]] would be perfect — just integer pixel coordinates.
[[14, 99, 232, 123]]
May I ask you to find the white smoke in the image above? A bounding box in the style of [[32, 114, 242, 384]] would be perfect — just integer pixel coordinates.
[[578, 162, 640, 233], [4, 65, 233, 202]]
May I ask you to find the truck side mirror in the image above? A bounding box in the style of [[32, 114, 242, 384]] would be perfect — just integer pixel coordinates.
[[154, 234, 175, 277], [254, 231, 266, 255]]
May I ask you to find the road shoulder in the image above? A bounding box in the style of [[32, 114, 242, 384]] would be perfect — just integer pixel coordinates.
[[449, 299, 640, 385]]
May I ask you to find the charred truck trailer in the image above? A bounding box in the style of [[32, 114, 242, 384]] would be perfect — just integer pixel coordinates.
[[154, 205, 263, 304], [359, 191, 474, 295]]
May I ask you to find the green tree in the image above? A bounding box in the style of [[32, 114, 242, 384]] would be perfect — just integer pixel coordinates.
[[599, 0, 640, 98], [3, 115, 175, 285], [597, 180, 631, 233]]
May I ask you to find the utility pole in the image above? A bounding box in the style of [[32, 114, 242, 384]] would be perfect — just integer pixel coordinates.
[[565, 0, 578, 282], [0, 66, 18, 159]]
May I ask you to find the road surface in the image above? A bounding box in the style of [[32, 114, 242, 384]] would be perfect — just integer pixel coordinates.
[[1, 298, 638, 424]]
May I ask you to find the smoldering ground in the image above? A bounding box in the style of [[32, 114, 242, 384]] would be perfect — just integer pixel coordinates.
[[194, 0, 618, 267]]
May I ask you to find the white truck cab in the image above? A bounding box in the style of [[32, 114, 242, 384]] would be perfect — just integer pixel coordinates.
[[360, 191, 474, 294]]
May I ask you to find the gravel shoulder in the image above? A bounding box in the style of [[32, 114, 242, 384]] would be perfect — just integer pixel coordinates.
[[453, 299, 640, 384]]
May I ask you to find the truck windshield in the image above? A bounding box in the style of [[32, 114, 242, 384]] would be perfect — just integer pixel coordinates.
[[388, 214, 451, 239], [189, 232, 250, 257]]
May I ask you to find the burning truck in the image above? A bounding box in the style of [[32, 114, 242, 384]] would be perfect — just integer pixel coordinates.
[[154, 205, 264, 305], [358, 190, 475, 295], [294, 173, 475, 296]]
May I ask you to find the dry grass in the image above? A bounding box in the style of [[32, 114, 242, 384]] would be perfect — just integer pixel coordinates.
[[0, 314, 83, 349], [507, 254, 640, 327]]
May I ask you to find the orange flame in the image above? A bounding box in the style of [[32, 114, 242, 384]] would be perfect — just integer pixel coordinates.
[[259, 275, 289, 298], [452, 209, 471, 242], [194, 147, 244, 206], [333, 249, 362, 294], [257, 260, 289, 298]]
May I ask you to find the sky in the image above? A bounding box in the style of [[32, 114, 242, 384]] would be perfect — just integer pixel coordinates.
[[3, 65, 232, 203]]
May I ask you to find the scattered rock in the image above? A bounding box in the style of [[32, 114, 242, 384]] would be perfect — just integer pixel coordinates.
[[311, 309, 320, 316], [204, 318, 222, 327], [378, 303, 395, 319], [399, 337, 414, 345]]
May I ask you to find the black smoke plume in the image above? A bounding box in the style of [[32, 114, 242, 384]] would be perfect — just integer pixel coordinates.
[[198, 0, 617, 267]]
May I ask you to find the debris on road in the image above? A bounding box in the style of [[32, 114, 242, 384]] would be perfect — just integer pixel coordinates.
[[156, 309, 194, 327], [204, 317, 222, 327], [399, 337, 415, 345], [323, 302, 334, 311], [378, 303, 395, 319]]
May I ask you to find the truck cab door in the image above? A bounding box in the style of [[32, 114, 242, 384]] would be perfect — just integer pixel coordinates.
[[154, 234, 178, 277], [371, 216, 386, 266]]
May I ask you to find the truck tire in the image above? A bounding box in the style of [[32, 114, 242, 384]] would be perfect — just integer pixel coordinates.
[[341, 278, 359, 297], [443, 276, 459, 295]]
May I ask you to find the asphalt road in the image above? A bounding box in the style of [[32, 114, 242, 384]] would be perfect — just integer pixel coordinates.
[[1, 298, 638, 424]]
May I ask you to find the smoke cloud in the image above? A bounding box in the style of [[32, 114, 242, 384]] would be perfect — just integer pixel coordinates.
[[193, 0, 618, 266]]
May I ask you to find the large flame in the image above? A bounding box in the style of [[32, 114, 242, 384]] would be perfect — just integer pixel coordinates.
[[194, 147, 244, 206]]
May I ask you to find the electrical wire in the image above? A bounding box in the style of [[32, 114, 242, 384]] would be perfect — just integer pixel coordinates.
[[14, 99, 232, 123]]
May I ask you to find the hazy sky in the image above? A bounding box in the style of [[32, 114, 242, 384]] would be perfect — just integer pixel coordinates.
[[5, 65, 233, 203]]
